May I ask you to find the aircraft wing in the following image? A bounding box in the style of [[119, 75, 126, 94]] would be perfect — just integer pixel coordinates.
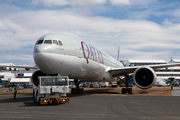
[[108, 63, 180, 77], [0, 65, 38, 71]]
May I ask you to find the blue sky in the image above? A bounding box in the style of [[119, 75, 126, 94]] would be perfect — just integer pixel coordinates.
[[0, 0, 180, 66]]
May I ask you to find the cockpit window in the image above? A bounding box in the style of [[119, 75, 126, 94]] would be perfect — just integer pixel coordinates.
[[58, 40, 63, 46], [44, 40, 52, 44], [36, 40, 43, 45], [53, 40, 58, 45]]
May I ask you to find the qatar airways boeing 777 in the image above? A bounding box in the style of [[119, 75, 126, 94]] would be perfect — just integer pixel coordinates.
[[2, 32, 180, 94]]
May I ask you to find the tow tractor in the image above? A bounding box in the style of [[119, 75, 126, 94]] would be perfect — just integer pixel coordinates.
[[33, 76, 69, 105]]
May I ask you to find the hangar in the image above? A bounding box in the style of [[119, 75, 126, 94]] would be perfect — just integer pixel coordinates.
[[10, 73, 32, 85], [10, 78, 31, 85], [0, 72, 15, 84]]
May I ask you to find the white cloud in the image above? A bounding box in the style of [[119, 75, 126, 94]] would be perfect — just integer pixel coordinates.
[[31, 0, 106, 6], [110, 0, 130, 5], [0, 54, 34, 66], [173, 9, 180, 17], [1, 10, 180, 51], [30, 0, 160, 7], [172, 9, 180, 22], [31, 0, 69, 6], [0, 0, 180, 65], [129, 0, 157, 6], [71, 0, 106, 5], [162, 19, 173, 26], [31, 0, 39, 5]]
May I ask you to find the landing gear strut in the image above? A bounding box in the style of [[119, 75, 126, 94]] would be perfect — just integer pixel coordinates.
[[71, 79, 84, 94], [122, 74, 132, 94]]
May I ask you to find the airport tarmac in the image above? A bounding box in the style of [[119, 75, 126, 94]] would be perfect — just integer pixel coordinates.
[[0, 86, 175, 96], [0, 93, 180, 120], [172, 87, 180, 96]]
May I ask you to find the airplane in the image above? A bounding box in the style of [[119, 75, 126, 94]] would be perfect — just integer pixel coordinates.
[[1, 32, 180, 95]]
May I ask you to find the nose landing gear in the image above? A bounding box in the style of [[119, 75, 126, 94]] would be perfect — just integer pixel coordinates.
[[71, 79, 84, 94]]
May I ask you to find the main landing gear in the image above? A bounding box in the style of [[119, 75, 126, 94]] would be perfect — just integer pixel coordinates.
[[121, 74, 132, 94], [71, 79, 84, 94]]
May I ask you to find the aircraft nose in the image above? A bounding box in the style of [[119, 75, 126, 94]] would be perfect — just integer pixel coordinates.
[[33, 45, 57, 74], [33, 45, 51, 66], [34, 45, 51, 53]]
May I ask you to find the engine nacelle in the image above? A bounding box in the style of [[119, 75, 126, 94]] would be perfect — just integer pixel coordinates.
[[133, 67, 157, 89], [31, 70, 46, 87]]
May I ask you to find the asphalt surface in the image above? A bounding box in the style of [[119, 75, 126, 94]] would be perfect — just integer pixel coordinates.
[[172, 87, 180, 96], [0, 94, 180, 120]]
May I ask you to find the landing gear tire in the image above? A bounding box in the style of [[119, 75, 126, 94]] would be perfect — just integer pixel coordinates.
[[78, 89, 84, 94], [33, 89, 37, 103], [122, 88, 132, 94], [36, 90, 39, 103], [128, 88, 132, 94], [122, 88, 126, 94], [71, 88, 84, 94], [71, 88, 77, 94]]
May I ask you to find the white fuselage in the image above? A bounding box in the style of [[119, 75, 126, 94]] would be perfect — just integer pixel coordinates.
[[33, 33, 124, 82]]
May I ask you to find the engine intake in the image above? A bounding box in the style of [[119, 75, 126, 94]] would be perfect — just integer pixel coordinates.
[[133, 67, 157, 89], [31, 70, 46, 87]]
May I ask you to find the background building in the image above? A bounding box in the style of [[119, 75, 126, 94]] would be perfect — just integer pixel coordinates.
[[169, 59, 180, 63], [120, 59, 180, 86], [120, 60, 167, 67], [0, 72, 15, 84], [0, 63, 19, 71]]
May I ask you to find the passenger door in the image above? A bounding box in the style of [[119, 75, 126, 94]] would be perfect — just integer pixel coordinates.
[[74, 41, 82, 58]]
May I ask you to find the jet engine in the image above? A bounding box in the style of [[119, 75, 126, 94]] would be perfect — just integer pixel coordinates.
[[31, 70, 46, 87], [133, 67, 157, 89]]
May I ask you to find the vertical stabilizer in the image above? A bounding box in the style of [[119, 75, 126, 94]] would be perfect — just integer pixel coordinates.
[[116, 40, 120, 61]]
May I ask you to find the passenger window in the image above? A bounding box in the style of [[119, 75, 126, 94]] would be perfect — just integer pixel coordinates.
[[58, 40, 63, 46], [53, 40, 58, 45], [44, 40, 52, 44], [36, 40, 43, 45]]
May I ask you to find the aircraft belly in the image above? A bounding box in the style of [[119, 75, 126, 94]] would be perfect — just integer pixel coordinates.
[[35, 53, 115, 82], [49, 53, 106, 80]]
